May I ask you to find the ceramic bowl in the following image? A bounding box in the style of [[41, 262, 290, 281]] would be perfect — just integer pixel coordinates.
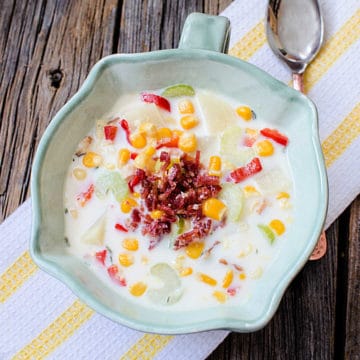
[[30, 13, 328, 334]]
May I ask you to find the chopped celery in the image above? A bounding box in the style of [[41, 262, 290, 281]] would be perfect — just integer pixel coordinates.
[[148, 263, 183, 305], [161, 84, 195, 97], [219, 183, 244, 222], [258, 224, 276, 244], [220, 126, 256, 166], [95, 171, 128, 202]]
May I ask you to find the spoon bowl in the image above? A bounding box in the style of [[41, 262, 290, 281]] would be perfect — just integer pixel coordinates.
[[266, 0, 324, 74]]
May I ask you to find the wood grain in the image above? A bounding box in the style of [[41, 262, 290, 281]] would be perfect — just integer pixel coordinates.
[[0, 0, 359, 359]]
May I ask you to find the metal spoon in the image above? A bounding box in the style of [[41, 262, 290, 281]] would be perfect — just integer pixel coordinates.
[[266, 0, 327, 260]]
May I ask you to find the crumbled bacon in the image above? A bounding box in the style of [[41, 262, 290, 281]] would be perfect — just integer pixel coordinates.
[[202, 240, 221, 258], [132, 151, 223, 249]]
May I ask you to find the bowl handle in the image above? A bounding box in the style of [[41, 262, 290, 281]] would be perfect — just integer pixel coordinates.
[[179, 13, 230, 53]]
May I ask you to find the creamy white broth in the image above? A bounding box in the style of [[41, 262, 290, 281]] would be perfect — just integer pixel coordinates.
[[64, 87, 293, 310]]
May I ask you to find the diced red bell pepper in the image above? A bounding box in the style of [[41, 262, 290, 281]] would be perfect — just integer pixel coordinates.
[[156, 136, 179, 149], [141, 93, 171, 112], [104, 125, 118, 141], [120, 119, 132, 144], [107, 265, 127, 286], [76, 184, 94, 207], [260, 128, 288, 146], [115, 223, 128, 232], [128, 169, 145, 192], [130, 152, 138, 160], [229, 157, 262, 183], [95, 249, 107, 265]]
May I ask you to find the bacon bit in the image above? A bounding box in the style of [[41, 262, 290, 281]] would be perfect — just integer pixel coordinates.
[[233, 264, 244, 272], [129, 151, 223, 249], [128, 169, 145, 192], [130, 152, 138, 160], [76, 184, 94, 207], [202, 240, 221, 258], [115, 223, 128, 232], [219, 258, 228, 265], [120, 119, 132, 145], [107, 265, 126, 286], [227, 287, 239, 296], [95, 249, 107, 265]]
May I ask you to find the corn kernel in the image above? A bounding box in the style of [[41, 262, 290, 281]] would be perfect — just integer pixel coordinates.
[[69, 209, 78, 219], [236, 106, 253, 121], [73, 168, 87, 180], [186, 242, 205, 259], [199, 273, 217, 286], [118, 148, 131, 166], [145, 146, 156, 156], [118, 253, 134, 267], [276, 192, 290, 199], [208, 156, 222, 176], [243, 185, 260, 197], [180, 115, 198, 130], [239, 272, 247, 280], [178, 99, 195, 114], [138, 122, 157, 137], [150, 210, 164, 220], [222, 270, 234, 288], [178, 133, 197, 153], [133, 192, 141, 198], [172, 129, 184, 138], [269, 219, 286, 235], [82, 152, 102, 168], [121, 197, 138, 213], [213, 290, 227, 303], [156, 127, 172, 140], [245, 128, 258, 137], [130, 133, 147, 149], [122, 238, 139, 251], [180, 267, 193, 277], [129, 282, 147, 296], [202, 198, 227, 221], [256, 140, 274, 156]]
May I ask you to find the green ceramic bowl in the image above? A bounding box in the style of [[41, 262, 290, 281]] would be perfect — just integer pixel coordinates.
[[30, 13, 328, 334]]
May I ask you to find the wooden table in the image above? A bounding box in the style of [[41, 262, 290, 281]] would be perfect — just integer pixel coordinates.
[[1, 1, 359, 358]]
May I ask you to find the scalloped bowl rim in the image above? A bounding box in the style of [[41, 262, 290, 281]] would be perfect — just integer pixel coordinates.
[[30, 49, 328, 334]]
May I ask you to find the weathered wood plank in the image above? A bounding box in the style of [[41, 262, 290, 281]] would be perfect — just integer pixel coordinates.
[[345, 197, 360, 360], [0, 0, 118, 221]]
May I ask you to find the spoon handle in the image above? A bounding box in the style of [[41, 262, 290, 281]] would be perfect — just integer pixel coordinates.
[[292, 71, 327, 260], [292, 73, 305, 92]]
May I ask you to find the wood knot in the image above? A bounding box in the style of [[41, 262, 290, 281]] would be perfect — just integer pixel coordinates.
[[47, 69, 63, 89]]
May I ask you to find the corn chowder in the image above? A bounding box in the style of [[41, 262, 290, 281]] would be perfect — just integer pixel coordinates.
[[64, 85, 293, 309]]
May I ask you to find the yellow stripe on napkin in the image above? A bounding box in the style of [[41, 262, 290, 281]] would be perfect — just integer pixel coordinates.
[[120, 334, 174, 360], [322, 103, 360, 168], [12, 300, 94, 360], [0, 251, 37, 303], [305, 9, 360, 92], [229, 20, 266, 60]]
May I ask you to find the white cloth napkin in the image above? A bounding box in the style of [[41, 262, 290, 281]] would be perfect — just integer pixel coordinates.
[[1, 0, 359, 359]]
